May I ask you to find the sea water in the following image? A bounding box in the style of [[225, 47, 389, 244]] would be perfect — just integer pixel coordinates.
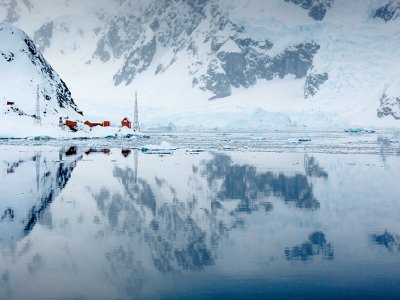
[[0, 133, 400, 299]]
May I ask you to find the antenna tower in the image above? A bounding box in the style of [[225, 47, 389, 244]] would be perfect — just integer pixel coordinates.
[[133, 91, 140, 132], [34, 84, 42, 125]]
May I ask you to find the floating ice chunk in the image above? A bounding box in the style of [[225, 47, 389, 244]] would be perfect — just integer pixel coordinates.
[[141, 141, 177, 154], [186, 149, 206, 154], [344, 128, 376, 134], [25, 136, 53, 141]]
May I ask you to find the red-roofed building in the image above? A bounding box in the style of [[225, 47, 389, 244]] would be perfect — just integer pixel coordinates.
[[121, 117, 131, 129]]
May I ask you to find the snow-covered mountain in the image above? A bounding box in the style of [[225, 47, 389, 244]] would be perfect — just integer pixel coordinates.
[[1, 0, 400, 130], [0, 22, 82, 135]]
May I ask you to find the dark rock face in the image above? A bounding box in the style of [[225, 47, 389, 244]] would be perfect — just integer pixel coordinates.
[[93, 15, 142, 63], [304, 72, 328, 98], [201, 60, 232, 100], [114, 36, 157, 85], [217, 51, 250, 88], [186, 0, 209, 15], [195, 28, 321, 99], [2, 22, 80, 118], [21, 36, 80, 113], [2, 1, 327, 101], [33, 22, 54, 52], [89, 0, 323, 100], [110, 0, 208, 85], [93, 37, 111, 62], [271, 42, 320, 79], [284, 0, 334, 21], [377, 94, 400, 120], [0, 51, 14, 62], [374, 1, 400, 22]]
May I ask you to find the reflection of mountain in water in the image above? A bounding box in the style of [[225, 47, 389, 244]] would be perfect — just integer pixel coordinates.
[[92, 151, 327, 275], [304, 155, 328, 178], [202, 154, 321, 210], [94, 182, 215, 273], [285, 231, 334, 261], [95, 154, 215, 272], [113, 168, 156, 214], [372, 231, 400, 252], [0, 147, 82, 244], [147, 208, 214, 272], [377, 137, 400, 161]]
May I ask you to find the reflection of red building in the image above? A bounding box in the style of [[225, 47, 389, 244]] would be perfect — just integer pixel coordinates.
[[85, 148, 110, 155], [121, 117, 131, 129], [65, 146, 77, 156], [121, 149, 131, 157]]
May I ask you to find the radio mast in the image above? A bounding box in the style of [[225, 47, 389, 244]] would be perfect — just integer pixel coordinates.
[[34, 84, 42, 126], [133, 91, 140, 132]]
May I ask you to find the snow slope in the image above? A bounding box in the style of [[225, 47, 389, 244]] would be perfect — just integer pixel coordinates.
[[0, 22, 82, 137], [1, 0, 400, 131]]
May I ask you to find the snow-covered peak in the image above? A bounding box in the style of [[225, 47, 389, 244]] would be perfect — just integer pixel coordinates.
[[0, 22, 81, 130]]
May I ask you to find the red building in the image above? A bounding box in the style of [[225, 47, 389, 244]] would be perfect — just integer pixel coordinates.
[[65, 120, 77, 128], [84, 121, 101, 128], [121, 117, 131, 129], [65, 120, 78, 132], [84, 120, 111, 128]]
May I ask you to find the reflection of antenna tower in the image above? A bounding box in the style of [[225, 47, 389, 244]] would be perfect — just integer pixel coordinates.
[[133, 149, 140, 201], [35, 152, 41, 192], [34, 84, 42, 125], [134, 149, 138, 185], [133, 92, 140, 132]]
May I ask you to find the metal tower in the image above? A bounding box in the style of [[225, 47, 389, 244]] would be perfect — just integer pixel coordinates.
[[34, 84, 42, 125], [133, 92, 140, 132]]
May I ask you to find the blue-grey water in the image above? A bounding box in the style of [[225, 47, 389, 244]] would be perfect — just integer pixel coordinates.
[[1, 134, 400, 299]]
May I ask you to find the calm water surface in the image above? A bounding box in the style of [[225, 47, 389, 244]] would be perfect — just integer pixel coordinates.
[[0, 144, 400, 299]]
